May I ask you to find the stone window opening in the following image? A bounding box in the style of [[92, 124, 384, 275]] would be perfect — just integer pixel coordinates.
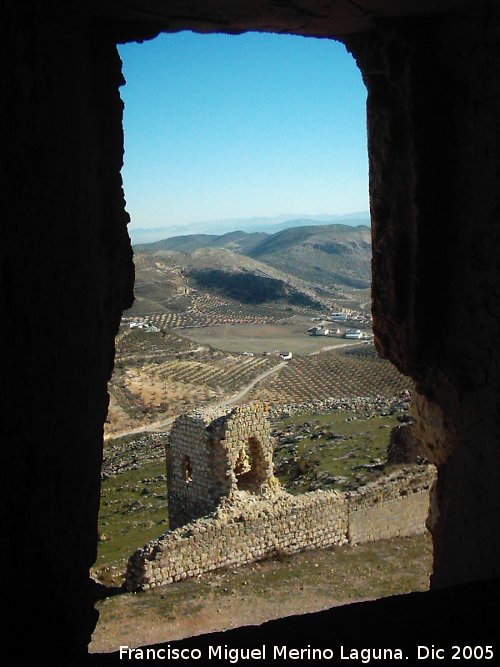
[[3, 1, 498, 659], [235, 437, 267, 492], [110, 21, 443, 651], [183, 455, 193, 484]]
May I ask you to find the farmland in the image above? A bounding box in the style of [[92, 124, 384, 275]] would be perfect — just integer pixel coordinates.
[[106, 321, 405, 437], [91, 225, 430, 650], [247, 345, 411, 405], [107, 330, 284, 436], [179, 319, 353, 354]]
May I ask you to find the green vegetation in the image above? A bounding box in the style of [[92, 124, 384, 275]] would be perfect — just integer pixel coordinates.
[[273, 410, 401, 493], [97, 460, 169, 579]]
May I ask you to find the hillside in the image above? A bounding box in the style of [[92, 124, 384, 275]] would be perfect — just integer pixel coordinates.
[[247, 224, 371, 288], [130, 247, 324, 314], [134, 223, 372, 292], [129, 221, 371, 314], [135, 231, 268, 255]]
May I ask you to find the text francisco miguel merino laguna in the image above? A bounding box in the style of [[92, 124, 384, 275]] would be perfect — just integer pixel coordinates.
[[120, 644, 488, 662]]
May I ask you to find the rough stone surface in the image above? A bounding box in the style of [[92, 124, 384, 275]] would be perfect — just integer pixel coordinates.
[[387, 422, 422, 464], [347, 4, 500, 587], [126, 405, 434, 591], [1, 1, 133, 658], [167, 403, 279, 529], [2, 0, 500, 657]]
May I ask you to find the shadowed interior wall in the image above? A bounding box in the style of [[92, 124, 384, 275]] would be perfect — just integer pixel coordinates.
[[346, 5, 500, 586], [0, 2, 134, 658], [1, 0, 499, 658]]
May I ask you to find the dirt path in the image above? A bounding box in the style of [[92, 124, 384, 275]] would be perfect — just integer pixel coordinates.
[[105, 361, 287, 441], [223, 361, 288, 404], [309, 341, 365, 356]]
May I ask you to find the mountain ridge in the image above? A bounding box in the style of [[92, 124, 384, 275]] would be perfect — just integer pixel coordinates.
[[132, 222, 372, 310], [130, 212, 370, 245]]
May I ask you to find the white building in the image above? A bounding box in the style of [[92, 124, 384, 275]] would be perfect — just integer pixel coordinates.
[[345, 328, 363, 339], [328, 312, 348, 322]]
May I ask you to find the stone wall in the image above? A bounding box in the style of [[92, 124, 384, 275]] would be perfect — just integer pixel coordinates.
[[126, 405, 435, 591], [126, 467, 434, 591], [127, 488, 348, 590], [167, 404, 278, 529], [3, 0, 499, 657], [348, 469, 434, 543]]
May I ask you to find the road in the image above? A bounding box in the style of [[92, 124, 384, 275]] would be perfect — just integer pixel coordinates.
[[308, 340, 366, 356], [104, 361, 287, 441]]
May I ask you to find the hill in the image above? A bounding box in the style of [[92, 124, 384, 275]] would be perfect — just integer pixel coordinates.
[[135, 223, 372, 291], [131, 246, 323, 313], [248, 224, 371, 289], [129, 212, 370, 245], [134, 231, 268, 255]]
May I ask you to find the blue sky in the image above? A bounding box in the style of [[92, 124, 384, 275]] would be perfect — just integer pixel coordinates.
[[118, 31, 368, 232]]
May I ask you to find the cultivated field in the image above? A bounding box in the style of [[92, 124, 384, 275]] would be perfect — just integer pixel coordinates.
[[246, 346, 412, 405], [107, 336, 283, 436], [107, 319, 404, 437], [127, 292, 288, 329], [178, 319, 354, 354], [105, 310, 378, 436]]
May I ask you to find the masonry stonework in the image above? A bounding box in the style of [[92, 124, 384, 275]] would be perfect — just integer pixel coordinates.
[[4, 1, 499, 657], [126, 404, 435, 591], [166, 404, 278, 530]]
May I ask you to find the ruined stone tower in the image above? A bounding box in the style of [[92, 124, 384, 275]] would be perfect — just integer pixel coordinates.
[[166, 403, 278, 529]]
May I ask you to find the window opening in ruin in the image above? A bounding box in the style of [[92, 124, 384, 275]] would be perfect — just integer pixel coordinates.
[[235, 437, 267, 492], [183, 455, 193, 484], [92, 29, 432, 653], [234, 448, 251, 479]]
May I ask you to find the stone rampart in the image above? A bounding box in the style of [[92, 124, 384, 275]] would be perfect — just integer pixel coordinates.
[[126, 488, 347, 590], [125, 405, 435, 591], [347, 468, 434, 544]]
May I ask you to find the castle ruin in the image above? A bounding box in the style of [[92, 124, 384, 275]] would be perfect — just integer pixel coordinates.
[[126, 403, 434, 591]]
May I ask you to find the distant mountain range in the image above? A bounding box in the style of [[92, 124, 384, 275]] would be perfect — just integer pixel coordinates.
[[129, 212, 370, 245], [135, 222, 372, 300]]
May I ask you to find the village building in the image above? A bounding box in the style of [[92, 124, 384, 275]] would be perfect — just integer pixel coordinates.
[[345, 328, 363, 339]]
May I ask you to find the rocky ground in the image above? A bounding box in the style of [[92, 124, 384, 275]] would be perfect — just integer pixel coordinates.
[[102, 433, 168, 479], [102, 393, 411, 479]]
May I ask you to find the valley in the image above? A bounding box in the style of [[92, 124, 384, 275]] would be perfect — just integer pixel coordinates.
[[93, 221, 425, 650], [107, 222, 380, 438]]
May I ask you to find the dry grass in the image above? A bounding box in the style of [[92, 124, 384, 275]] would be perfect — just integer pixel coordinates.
[[91, 533, 432, 653]]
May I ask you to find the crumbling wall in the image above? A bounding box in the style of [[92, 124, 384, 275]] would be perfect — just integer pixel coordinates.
[[126, 467, 434, 591], [127, 488, 348, 590], [126, 402, 435, 592], [167, 404, 278, 529]]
